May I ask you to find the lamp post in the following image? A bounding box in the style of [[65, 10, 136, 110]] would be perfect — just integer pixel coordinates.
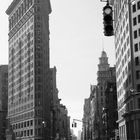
[[102, 107, 108, 140], [42, 121, 47, 140]]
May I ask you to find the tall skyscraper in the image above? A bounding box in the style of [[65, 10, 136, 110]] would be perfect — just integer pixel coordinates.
[[110, 0, 140, 139], [97, 51, 110, 113], [6, 0, 52, 140], [97, 50, 116, 139], [0, 65, 8, 140]]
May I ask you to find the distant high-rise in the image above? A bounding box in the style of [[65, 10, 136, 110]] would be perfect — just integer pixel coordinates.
[[82, 85, 98, 140], [6, 0, 51, 139], [97, 51, 111, 117], [82, 50, 116, 140], [0, 65, 8, 140], [82, 97, 91, 140], [97, 50, 116, 140], [110, 0, 140, 139]]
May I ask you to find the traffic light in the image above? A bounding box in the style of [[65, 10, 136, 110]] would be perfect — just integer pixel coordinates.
[[103, 3, 113, 36]]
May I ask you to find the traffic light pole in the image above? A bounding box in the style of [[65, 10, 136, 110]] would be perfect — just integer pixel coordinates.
[[72, 119, 89, 128], [73, 119, 88, 124], [72, 119, 93, 140], [100, 0, 109, 3], [101, 0, 114, 36]]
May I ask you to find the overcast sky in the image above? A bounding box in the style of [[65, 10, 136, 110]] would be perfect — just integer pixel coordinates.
[[1, 0, 115, 135]]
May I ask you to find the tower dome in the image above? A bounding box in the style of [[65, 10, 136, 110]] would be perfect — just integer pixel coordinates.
[[101, 50, 107, 58]]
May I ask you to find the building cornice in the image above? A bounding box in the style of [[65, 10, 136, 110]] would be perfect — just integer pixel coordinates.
[[6, 0, 21, 15]]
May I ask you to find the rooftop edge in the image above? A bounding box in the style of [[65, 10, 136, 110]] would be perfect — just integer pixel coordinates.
[[6, 0, 20, 15]]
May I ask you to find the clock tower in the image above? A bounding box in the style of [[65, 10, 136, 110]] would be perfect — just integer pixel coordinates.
[[96, 50, 116, 140], [97, 50, 110, 83]]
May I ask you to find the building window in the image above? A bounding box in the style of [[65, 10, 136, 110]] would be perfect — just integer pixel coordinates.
[[139, 28, 140, 36], [130, 100, 133, 110], [133, 17, 137, 26], [133, 4, 136, 12], [135, 57, 139, 65], [139, 42, 140, 50], [30, 129, 33, 135], [30, 120, 33, 126], [101, 98, 103, 105], [101, 92, 103, 96], [137, 84, 140, 92], [21, 122, 23, 128], [24, 122, 26, 127], [24, 130, 26, 136], [135, 43, 138, 52], [137, 1, 140, 10], [134, 30, 138, 39], [129, 74, 132, 84], [138, 15, 140, 23], [27, 130, 29, 136], [27, 121, 29, 127], [136, 70, 140, 79], [138, 98, 140, 108]]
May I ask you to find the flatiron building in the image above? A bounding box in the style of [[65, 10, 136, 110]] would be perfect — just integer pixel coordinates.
[[6, 0, 52, 139]]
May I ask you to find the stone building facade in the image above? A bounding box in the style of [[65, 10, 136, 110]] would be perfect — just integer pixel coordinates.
[[0, 65, 8, 140], [110, 0, 140, 139], [49, 67, 71, 140], [82, 51, 117, 140], [6, 0, 52, 139]]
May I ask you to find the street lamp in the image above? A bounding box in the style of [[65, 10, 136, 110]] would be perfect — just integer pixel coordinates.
[[102, 107, 109, 140], [55, 132, 59, 140], [42, 121, 46, 127], [42, 121, 47, 140]]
